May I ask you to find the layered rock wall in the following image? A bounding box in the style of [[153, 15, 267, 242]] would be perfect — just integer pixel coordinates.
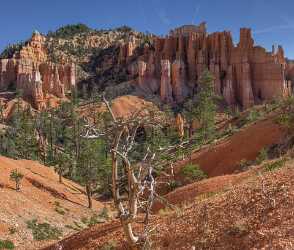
[[0, 31, 76, 109], [121, 23, 291, 109]]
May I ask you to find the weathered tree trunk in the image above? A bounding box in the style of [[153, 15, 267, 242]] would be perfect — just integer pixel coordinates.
[[59, 171, 62, 184], [16, 181, 20, 191], [189, 122, 193, 138], [111, 130, 139, 248], [86, 184, 92, 208]]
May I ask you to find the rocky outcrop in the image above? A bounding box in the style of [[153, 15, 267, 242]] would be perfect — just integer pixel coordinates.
[[175, 113, 184, 139], [160, 60, 173, 103], [120, 23, 292, 109], [0, 31, 76, 110]]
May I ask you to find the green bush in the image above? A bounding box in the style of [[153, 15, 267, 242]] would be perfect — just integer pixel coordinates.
[[168, 180, 182, 191], [55, 206, 66, 215], [0, 240, 14, 249], [255, 148, 268, 165], [264, 159, 286, 172], [26, 219, 62, 241], [81, 214, 104, 227], [181, 164, 207, 181], [247, 109, 260, 123], [80, 208, 109, 227]]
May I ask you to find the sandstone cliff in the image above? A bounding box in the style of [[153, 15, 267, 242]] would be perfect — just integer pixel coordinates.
[[120, 23, 292, 109], [0, 31, 76, 110]]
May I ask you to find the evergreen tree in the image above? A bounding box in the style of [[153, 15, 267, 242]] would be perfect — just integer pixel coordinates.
[[54, 152, 71, 183], [196, 69, 217, 137], [184, 69, 217, 140], [77, 138, 111, 208], [2, 106, 39, 160]]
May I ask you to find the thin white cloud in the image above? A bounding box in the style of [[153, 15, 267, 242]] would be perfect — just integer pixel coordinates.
[[254, 24, 294, 34], [254, 13, 294, 34]]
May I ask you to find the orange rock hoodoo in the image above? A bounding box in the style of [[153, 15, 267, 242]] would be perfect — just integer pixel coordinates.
[[0, 31, 76, 110], [121, 22, 292, 109]]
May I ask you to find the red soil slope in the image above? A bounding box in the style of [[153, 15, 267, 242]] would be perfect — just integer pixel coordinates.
[[79, 95, 160, 119], [44, 162, 294, 250], [152, 169, 253, 212], [0, 156, 105, 250], [176, 117, 286, 178], [156, 116, 286, 196]]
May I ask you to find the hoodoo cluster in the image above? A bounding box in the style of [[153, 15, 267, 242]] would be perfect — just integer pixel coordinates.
[[0, 31, 76, 110], [120, 22, 294, 108]]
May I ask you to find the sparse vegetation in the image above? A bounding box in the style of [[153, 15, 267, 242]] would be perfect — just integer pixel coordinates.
[[26, 219, 62, 241], [168, 180, 182, 191], [264, 158, 286, 172], [255, 148, 268, 165], [47, 23, 92, 38], [54, 201, 69, 216], [276, 96, 294, 131], [55, 206, 66, 215], [181, 164, 207, 182], [0, 42, 25, 59], [9, 169, 24, 191], [0, 240, 14, 249], [81, 208, 109, 227]]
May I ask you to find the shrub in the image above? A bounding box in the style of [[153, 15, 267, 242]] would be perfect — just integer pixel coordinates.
[[246, 109, 260, 123], [181, 164, 207, 182], [9, 169, 24, 191], [0, 42, 24, 59], [54, 201, 67, 215], [0, 239, 14, 249], [264, 159, 286, 172], [168, 180, 182, 191], [80, 208, 109, 228], [81, 214, 104, 227], [99, 207, 109, 220], [26, 219, 62, 240], [255, 148, 268, 165], [55, 206, 66, 215]]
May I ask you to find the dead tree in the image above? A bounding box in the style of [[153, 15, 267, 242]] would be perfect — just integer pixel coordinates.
[[82, 96, 173, 249]]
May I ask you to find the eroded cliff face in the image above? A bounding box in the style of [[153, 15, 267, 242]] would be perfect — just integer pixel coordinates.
[[120, 23, 292, 109], [0, 31, 76, 110]]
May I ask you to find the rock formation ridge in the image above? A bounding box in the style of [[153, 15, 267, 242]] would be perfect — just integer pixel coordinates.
[[0, 31, 76, 109], [120, 22, 293, 108]]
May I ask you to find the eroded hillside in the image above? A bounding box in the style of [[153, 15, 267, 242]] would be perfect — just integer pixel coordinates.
[[0, 156, 111, 250]]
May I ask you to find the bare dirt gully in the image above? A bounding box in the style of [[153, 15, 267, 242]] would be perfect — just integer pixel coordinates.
[[43, 111, 294, 250]]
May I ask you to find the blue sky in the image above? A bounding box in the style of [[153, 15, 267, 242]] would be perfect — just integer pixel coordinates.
[[2, 0, 294, 58]]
